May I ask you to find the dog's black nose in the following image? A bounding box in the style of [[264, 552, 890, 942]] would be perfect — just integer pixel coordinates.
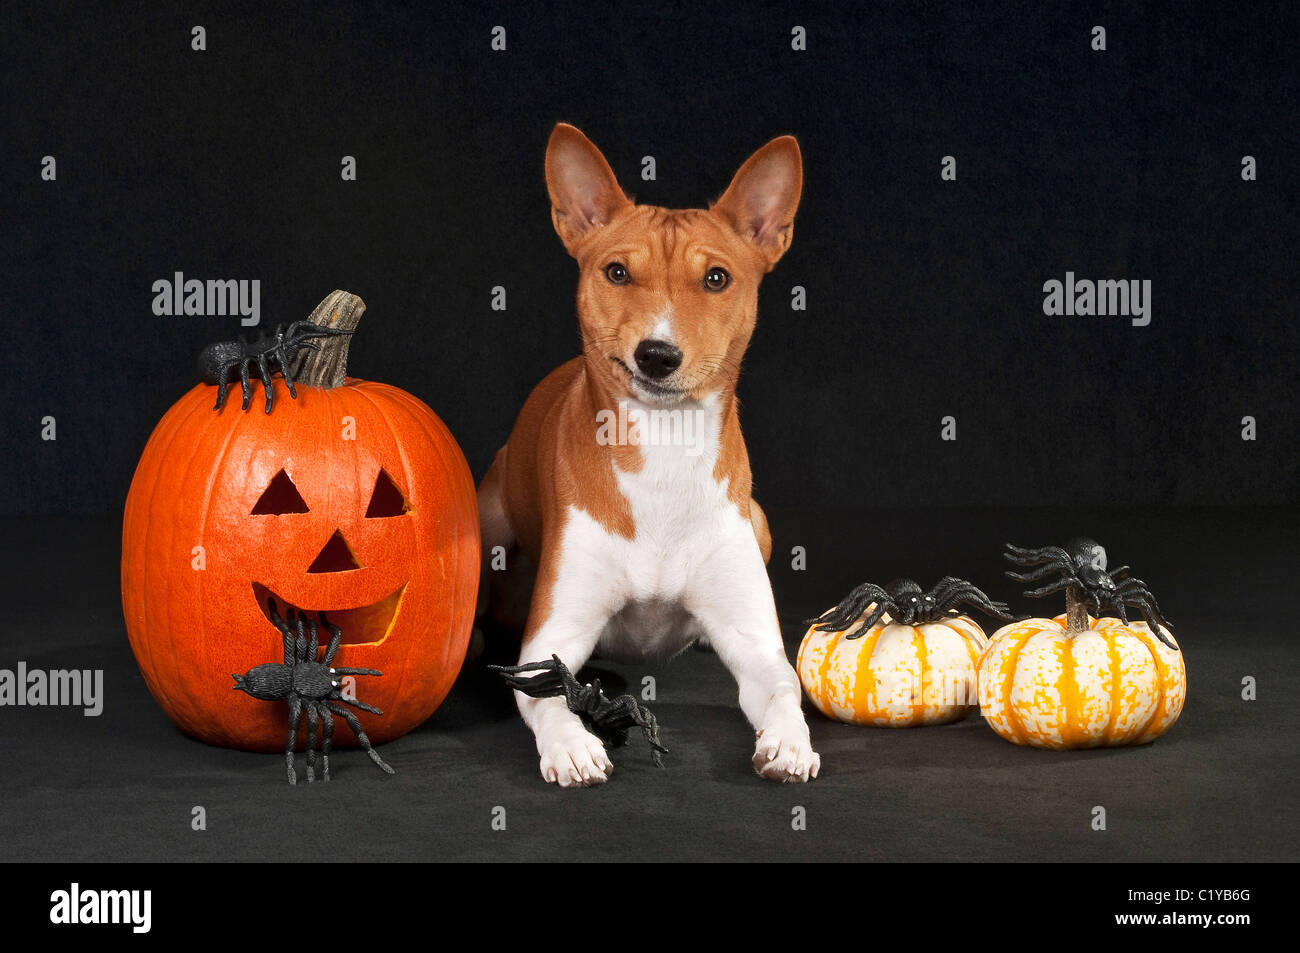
[[634, 340, 683, 379]]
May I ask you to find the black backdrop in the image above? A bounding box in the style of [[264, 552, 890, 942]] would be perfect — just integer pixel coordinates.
[[3, 0, 1296, 516], [2, 0, 1299, 875]]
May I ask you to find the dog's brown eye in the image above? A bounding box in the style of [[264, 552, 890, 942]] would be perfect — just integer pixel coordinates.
[[605, 262, 630, 285], [703, 267, 730, 292]]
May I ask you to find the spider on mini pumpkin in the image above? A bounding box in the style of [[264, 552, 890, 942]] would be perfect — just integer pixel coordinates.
[[806, 576, 1017, 636], [799, 576, 1017, 727], [978, 538, 1185, 749], [1003, 538, 1174, 649]]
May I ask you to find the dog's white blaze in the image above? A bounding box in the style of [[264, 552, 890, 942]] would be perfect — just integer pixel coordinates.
[[648, 308, 676, 344]]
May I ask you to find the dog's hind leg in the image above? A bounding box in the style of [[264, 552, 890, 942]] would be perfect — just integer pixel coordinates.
[[468, 446, 524, 659], [747, 497, 773, 565], [477, 447, 516, 614]]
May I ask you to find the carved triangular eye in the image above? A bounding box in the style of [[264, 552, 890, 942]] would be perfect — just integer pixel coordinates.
[[365, 469, 409, 518], [251, 470, 309, 514]]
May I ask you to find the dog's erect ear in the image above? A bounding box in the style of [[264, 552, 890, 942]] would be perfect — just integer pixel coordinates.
[[546, 124, 632, 254], [711, 136, 802, 270]]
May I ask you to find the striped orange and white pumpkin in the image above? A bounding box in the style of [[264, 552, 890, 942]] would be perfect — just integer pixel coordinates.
[[798, 613, 988, 726], [977, 613, 1185, 749]]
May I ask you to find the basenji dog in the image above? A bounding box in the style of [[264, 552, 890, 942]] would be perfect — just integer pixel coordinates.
[[478, 123, 820, 786]]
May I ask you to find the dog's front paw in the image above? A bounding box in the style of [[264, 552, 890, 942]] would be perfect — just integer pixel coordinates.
[[752, 721, 820, 783], [539, 726, 613, 788]]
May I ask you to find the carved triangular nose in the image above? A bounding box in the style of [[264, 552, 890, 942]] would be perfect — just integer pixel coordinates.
[[307, 530, 361, 573]]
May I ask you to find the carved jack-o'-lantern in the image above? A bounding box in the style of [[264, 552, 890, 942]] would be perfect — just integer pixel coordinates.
[[121, 292, 479, 751]]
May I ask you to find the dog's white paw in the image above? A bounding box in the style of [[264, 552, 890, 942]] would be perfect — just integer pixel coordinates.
[[752, 721, 820, 783], [538, 726, 613, 788]]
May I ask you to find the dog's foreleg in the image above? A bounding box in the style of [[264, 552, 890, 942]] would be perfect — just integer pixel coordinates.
[[516, 514, 625, 788], [685, 527, 820, 783], [517, 622, 611, 788]]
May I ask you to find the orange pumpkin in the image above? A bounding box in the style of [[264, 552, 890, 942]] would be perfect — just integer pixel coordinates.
[[121, 292, 479, 751]]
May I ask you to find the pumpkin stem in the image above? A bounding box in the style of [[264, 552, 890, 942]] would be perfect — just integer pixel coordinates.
[[293, 290, 366, 389], [1065, 585, 1091, 634]]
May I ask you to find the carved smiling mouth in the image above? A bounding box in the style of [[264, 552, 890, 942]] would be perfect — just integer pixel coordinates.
[[251, 581, 407, 647]]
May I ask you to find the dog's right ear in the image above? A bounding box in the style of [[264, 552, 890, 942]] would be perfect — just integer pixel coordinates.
[[545, 124, 631, 254]]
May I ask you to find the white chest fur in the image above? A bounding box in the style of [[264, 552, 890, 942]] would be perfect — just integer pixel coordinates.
[[555, 393, 757, 658]]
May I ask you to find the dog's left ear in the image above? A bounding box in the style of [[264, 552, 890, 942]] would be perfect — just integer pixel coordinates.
[[711, 136, 802, 270]]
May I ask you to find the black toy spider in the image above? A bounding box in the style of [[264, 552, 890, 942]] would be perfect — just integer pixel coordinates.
[[806, 576, 1017, 637], [199, 320, 353, 414], [232, 598, 395, 784], [489, 655, 668, 768], [1004, 538, 1175, 648]]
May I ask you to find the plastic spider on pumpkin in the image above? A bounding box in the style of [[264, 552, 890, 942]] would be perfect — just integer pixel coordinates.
[[232, 598, 395, 784], [806, 576, 1017, 636], [1003, 538, 1174, 648], [199, 320, 353, 414], [978, 538, 1185, 749], [798, 576, 1017, 727]]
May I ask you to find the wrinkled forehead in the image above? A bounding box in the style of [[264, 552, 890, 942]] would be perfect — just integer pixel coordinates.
[[575, 205, 757, 270]]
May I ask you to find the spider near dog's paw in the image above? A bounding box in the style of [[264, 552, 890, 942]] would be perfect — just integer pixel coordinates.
[[752, 725, 821, 783], [539, 726, 614, 788]]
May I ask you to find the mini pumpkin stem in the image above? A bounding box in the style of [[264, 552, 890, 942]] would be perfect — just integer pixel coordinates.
[[1064, 585, 1091, 634], [293, 290, 366, 388]]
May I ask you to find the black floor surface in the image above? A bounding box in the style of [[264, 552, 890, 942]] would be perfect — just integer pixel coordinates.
[[1, 506, 1296, 862]]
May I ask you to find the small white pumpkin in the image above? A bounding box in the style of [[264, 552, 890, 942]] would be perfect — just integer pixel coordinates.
[[797, 577, 1013, 726], [799, 613, 988, 726], [977, 613, 1185, 748], [979, 539, 1187, 749]]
